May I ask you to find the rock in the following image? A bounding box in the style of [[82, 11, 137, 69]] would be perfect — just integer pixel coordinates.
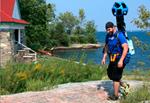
[[51, 43, 104, 51], [0, 80, 145, 103], [0, 43, 7, 48]]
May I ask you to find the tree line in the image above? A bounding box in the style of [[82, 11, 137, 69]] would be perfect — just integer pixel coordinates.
[[19, 0, 97, 51], [19, 0, 150, 51]]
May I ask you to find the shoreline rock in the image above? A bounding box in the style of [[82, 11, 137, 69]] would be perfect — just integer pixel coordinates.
[[37, 43, 105, 56], [51, 43, 104, 51]]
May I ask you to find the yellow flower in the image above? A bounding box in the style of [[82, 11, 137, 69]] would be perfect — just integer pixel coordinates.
[[16, 72, 28, 80], [34, 63, 42, 71], [61, 69, 65, 76]]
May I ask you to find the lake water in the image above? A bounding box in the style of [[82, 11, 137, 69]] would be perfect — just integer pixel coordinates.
[[53, 31, 150, 70]]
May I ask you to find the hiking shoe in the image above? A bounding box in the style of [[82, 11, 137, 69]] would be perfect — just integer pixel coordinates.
[[108, 95, 121, 101], [120, 82, 130, 97]]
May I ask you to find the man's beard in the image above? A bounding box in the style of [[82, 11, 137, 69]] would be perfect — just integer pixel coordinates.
[[108, 31, 113, 35]]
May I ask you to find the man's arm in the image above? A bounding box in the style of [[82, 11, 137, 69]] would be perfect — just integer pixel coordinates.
[[101, 44, 108, 64], [118, 43, 128, 68]]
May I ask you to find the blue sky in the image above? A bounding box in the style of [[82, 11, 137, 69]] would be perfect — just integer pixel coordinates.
[[47, 0, 150, 31]]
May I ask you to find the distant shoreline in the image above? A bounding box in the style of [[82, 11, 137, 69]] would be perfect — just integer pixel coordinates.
[[51, 43, 104, 51], [37, 43, 104, 56]]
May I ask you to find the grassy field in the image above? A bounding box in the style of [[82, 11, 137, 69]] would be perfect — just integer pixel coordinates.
[[0, 56, 107, 95]]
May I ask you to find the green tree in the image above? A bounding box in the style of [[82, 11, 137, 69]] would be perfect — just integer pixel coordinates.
[[79, 9, 86, 27], [85, 21, 96, 34], [20, 0, 97, 48], [131, 5, 150, 51], [52, 22, 69, 46], [19, 0, 47, 25], [72, 9, 86, 35], [58, 12, 79, 34], [85, 21, 97, 43], [132, 5, 150, 30], [19, 0, 52, 50], [46, 3, 55, 22]]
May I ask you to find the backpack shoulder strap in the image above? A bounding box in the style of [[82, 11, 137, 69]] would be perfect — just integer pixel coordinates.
[[114, 31, 120, 41], [115, 31, 128, 41]]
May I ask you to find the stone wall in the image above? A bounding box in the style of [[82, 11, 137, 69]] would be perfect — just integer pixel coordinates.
[[0, 32, 12, 67]]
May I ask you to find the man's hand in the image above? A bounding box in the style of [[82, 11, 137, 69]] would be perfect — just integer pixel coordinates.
[[118, 60, 123, 68], [101, 58, 106, 65]]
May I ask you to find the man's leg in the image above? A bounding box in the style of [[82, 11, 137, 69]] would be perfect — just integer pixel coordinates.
[[113, 81, 120, 97]]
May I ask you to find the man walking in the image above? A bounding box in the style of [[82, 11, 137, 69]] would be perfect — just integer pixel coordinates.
[[101, 21, 129, 100]]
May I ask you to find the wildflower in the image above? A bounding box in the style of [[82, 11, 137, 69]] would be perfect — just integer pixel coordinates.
[[61, 69, 65, 76], [34, 63, 42, 71], [16, 72, 28, 80]]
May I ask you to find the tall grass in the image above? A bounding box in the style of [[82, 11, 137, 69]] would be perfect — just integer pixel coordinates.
[[120, 84, 150, 103], [0, 56, 107, 95]]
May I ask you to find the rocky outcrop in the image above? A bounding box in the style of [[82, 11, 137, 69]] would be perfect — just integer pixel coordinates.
[[0, 80, 145, 103], [51, 43, 104, 51]]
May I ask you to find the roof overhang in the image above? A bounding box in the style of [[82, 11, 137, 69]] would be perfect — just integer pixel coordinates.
[[0, 22, 27, 30]]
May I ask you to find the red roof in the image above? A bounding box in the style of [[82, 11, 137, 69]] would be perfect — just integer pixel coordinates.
[[0, 0, 29, 24]]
